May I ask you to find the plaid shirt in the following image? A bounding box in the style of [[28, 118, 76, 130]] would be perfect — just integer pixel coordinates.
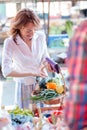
[[64, 20, 87, 130]]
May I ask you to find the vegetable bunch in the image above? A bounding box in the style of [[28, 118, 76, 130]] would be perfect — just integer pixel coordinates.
[[8, 106, 33, 126], [30, 89, 60, 103], [39, 77, 64, 94], [30, 77, 64, 103]]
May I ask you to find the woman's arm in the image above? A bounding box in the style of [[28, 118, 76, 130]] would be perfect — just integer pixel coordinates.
[[6, 63, 47, 78], [6, 71, 38, 77]]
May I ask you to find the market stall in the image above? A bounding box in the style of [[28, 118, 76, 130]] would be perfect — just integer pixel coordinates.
[[0, 58, 69, 130]]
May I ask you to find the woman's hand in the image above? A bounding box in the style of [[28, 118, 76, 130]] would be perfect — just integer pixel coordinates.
[[38, 63, 48, 78], [42, 60, 54, 72]]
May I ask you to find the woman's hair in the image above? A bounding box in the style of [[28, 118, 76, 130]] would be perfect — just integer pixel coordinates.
[[8, 8, 40, 43]]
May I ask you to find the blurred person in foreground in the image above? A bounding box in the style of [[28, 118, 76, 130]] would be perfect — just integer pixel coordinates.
[[1, 8, 51, 109], [64, 19, 87, 130]]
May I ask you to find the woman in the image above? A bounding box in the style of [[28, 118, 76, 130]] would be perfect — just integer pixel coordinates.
[[2, 8, 50, 109]]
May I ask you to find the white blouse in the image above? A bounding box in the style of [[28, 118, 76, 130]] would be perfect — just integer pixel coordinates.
[[2, 31, 49, 85]]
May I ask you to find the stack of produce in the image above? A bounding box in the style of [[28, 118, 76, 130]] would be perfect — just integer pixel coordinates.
[[8, 106, 34, 128], [30, 77, 65, 103]]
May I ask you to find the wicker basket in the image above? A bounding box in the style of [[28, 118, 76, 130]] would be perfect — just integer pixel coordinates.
[[43, 93, 65, 105], [32, 68, 67, 107]]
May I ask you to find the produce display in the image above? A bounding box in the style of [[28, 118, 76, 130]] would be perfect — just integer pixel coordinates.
[[49, 20, 73, 37], [0, 73, 68, 129], [8, 106, 33, 126], [48, 20, 73, 48]]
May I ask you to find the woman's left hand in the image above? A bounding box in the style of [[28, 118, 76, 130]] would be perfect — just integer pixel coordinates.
[[42, 60, 54, 72], [38, 63, 48, 78]]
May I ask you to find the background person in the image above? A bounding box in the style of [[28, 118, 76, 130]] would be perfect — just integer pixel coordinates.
[[64, 20, 87, 130], [2, 8, 50, 109]]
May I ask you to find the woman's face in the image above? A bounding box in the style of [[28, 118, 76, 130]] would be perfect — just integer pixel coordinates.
[[20, 22, 36, 41]]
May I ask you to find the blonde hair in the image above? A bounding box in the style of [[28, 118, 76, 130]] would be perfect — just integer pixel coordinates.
[[8, 8, 40, 43]]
